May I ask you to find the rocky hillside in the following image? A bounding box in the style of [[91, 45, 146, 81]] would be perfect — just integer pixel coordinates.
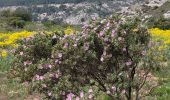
[[0, 0, 169, 25]]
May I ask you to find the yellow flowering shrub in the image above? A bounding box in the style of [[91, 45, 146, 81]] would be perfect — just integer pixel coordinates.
[[1, 50, 7, 58], [149, 28, 170, 44], [149, 28, 170, 50], [64, 27, 74, 35], [0, 31, 34, 58], [0, 31, 34, 47]]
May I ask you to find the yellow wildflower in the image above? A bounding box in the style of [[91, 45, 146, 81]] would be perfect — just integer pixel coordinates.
[[64, 27, 74, 35], [1, 50, 7, 58], [149, 28, 170, 50]]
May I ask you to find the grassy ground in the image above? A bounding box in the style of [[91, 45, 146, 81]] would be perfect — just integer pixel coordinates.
[[0, 55, 30, 100]]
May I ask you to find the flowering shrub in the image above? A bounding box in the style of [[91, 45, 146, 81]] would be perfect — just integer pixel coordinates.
[[0, 31, 34, 58], [64, 27, 74, 35], [0, 31, 34, 48], [12, 15, 161, 99], [0, 50, 7, 58], [11, 32, 53, 82], [149, 28, 170, 50]]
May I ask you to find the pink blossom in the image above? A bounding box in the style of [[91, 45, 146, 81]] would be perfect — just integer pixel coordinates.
[[35, 75, 44, 81], [39, 76, 44, 80], [24, 61, 32, 66], [112, 86, 116, 93], [48, 64, 52, 69], [75, 97, 80, 100], [48, 92, 52, 96], [123, 48, 127, 52], [55, 59, 59, 63], [106, 22, 110, 27], [64, 43, 69, 48], [111, 30, 116, 37], [80, 91, 84, 98], [66, 93, 74, 100], [104, 37, 109, 42], [99, 31, 104, 37], [126, 61, 132, 66]]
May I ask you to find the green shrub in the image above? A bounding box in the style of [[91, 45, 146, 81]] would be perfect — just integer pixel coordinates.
[[147, 16, 170, 30]]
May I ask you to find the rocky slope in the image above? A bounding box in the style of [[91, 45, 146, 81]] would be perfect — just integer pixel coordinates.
[[0, 0, 169, 25]]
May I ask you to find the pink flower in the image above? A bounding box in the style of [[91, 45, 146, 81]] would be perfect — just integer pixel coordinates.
[[48, 92, 52, 96], [75, 97, 80, 100], [104, 37, 109, 42], [35, 75, 44, 81], [127, 62, 133, 66], [112, 86, 116, 93], [66, 93, 74, 100], [48, 64, 52, 69], [123, 48, 127, 52], [64, 43, 69, 48], [24, 61, 32, 66], [99, 31, 104, 37], [80, 91, 84, 98], [111, 30, 116, 37], [39, 76, 44, 80], [55, 59, 59, 63], [126, 61, 132, 66], [106, 22, 110, 27]]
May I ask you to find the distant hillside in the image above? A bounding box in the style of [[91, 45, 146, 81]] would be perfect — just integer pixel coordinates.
[[0, 0, 168, 25], [148, 1, 170, 17], [0, 0, 100, 7]]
